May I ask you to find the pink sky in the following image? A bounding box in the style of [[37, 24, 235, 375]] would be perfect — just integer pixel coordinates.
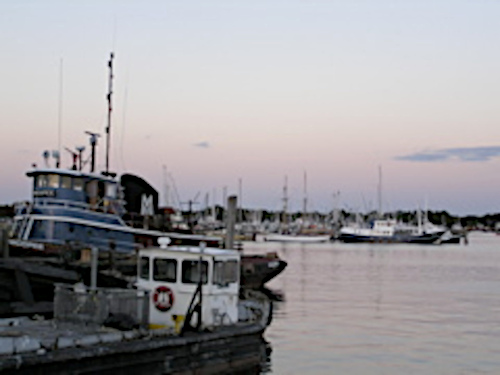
[[1, 1, 500, 216]]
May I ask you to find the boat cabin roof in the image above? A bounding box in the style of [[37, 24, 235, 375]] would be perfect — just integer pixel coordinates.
[[140, 245, 240, 262], [27, 168, 116, 183]]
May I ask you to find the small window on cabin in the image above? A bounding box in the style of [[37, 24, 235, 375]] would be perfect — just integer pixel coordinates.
[[86, 180, 98, 198], [153, 258, 177, 282], [225, 260, 238, 283], [214, 260, 238, 286], [61, 176, 72, 189], [48, 174, 59, 188], [139, 257, 150, 280], [105, 183, 117, 198], [182, 260, 208, 284], [73, 178, 83, 191], [36, 175, 48, 188], [97, 181, 105, 199]]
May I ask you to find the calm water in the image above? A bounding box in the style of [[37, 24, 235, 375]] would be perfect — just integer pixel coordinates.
[[244, 231, 500, 375]]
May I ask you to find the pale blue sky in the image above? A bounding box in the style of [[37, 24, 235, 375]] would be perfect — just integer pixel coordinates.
[[1, 1, 500, 215]]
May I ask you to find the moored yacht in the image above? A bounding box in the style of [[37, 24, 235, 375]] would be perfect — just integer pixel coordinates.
[[337, 218, 445, 244]]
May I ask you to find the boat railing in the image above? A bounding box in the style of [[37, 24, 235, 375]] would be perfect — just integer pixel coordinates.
[[13, 201, 33, 239], [54, 283, 150, 329], [35, 198, 92, 210], [34, 198, 122, 217]]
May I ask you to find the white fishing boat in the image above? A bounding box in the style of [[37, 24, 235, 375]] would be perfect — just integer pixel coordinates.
[[0, 238, 272, 374]]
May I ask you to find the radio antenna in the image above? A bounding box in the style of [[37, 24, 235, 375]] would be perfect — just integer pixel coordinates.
[[57, 58, 63, 168], [105, 52, 114, 176]]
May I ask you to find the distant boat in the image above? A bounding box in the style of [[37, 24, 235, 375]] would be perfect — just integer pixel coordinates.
[[436, 230, 464, 244], [337, 218, 445, 244], [263, 173, 331, 243], [338, 167, 446, 244], [263, 233, 331, 243]]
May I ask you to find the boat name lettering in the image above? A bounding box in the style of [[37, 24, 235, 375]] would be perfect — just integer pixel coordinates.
[[34, 190, 56, 197]]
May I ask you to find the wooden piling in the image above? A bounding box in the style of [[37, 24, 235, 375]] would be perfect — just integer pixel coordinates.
[[0, 222, 9, 258], [225, 195, 237, 250]]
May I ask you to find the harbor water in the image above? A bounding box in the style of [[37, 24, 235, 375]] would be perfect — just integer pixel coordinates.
[[246, 231, 500, 374]]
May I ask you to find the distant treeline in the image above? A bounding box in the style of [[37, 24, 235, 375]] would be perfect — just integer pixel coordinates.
[[191, 205, 500, 230], [2, 203, 498, 230]]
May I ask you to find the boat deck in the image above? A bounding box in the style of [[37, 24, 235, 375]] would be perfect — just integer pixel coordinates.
[[0, 316, 268, 374]]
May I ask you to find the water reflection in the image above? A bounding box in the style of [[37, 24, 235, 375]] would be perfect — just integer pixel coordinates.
[[245, 233, 500, 374]]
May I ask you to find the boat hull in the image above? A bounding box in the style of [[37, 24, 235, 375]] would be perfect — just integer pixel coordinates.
[[337, 232, 444, 244], [263, 234, 331, 243]]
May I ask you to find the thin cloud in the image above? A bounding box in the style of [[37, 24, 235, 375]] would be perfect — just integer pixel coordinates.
[[395, 146, 500, 162], [193, 141, 210, 149]]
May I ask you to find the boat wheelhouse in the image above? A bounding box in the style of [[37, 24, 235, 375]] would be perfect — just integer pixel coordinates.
[[11, 167, 137, 253], [137, 238, 241, 331]]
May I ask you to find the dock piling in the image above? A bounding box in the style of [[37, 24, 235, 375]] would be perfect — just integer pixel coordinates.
[[225, 196, 237, 250]]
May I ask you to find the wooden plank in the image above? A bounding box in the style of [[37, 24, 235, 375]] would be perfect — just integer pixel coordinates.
[[9, 301, 53, 315], [0, 259, 79, 282]]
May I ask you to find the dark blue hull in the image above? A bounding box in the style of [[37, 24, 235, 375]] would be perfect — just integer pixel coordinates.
[[337, 232, 444, 244]]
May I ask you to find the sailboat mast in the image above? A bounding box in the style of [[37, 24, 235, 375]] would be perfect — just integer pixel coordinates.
[[282, 175, 288, 227], [57, 58, 63, 168], [105, 52, 114, 175], [303, 171, 307, 221], [378, 165, 382, 218]]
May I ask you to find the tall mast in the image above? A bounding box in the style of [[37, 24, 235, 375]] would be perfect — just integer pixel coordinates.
[[105, 52, 114, 176], [57, 58, 63, 168], [282, 175, 288, 227], [377, 165, 383, 218], [238, 177, 243, 224], [303, 171, 308, 219], [162, 165, 169, 207]]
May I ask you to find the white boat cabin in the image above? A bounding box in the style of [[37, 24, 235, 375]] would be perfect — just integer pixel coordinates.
[[136, 238, 240, 331]]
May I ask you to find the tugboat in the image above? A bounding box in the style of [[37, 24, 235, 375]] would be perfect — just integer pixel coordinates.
[[4, 53, 286, 317], [7, 143, 286, 291]]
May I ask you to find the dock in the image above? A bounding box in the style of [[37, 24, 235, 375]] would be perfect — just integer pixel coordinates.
[[0, 316, 268, 374], [0, 246, 272, 374]]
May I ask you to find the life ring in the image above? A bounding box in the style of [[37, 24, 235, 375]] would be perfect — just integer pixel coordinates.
[[153, 286, 175, 312]]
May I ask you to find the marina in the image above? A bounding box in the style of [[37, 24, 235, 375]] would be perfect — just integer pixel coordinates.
[[1, 2, 500, 372]]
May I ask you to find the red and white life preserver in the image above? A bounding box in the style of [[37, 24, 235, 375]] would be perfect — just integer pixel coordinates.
[[153, 286, 175, 312]]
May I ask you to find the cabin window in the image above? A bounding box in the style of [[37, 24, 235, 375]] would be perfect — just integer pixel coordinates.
[[86, 181, 98, 204], [48, 174, 59, 188], [61, 176, 72, 189], [153, 258, 177, 282], [73, 178, 83, 191], [213, 260, 238, 286], [105, 183, 117, 198], [97, 181, 105, 199], [36, 175, 48, 188], [182, 260, 208, 284], [139, 257, 150, 280]]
